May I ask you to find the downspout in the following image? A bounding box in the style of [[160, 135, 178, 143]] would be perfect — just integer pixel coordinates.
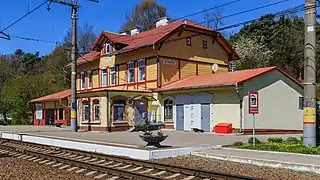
[[235, 83, 243, 133], [107, 91, 111, 132], [153, 43, 161, 88]]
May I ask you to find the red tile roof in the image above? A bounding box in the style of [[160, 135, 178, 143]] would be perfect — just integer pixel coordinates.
[[155, 67, 301, 91], [77, 51, 100, 65], [31, 89, 71, 102]]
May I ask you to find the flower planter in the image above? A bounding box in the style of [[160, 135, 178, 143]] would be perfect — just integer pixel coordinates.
[[139, 134, 168, 147]]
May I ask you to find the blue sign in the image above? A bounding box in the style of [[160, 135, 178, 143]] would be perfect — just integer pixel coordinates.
[[72, 102, 77, 109]]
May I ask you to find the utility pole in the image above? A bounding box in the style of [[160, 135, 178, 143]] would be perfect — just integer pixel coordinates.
[[70, 4, 78, 132], [303, 0, 317, 147], [50, 0, 99, 132]]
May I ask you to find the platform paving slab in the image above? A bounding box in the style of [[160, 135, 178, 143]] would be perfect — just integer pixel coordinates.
[[193, 147, 320, 174]]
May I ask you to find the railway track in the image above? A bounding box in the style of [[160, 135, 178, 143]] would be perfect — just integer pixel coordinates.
[[0, 139, 259, 180]]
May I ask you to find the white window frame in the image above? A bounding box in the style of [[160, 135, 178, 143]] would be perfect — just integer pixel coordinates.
[[106, 41, 111, 54], [128, 62, 135, 84], [93, 103, 100, 121], [83, 103, 90, 121], [138, 59, 145, 82], [101, 68, 107, 87], [110, 66, 116, 86], [87, 71, 92, 89], [80, 72, 85, 89]]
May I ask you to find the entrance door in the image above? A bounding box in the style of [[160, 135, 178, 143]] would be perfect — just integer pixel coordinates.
[[176, 104, 184, 130], [201, 103, 211, 132], [45, 109, 54, 125], [134, 99, 147, 124]]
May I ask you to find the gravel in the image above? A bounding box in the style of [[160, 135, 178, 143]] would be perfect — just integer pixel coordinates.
[[0, 157, 91, 180], [156, 155, 320, 180]]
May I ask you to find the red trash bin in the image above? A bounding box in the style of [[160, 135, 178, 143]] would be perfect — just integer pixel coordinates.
[[214, 123, 232, 134]]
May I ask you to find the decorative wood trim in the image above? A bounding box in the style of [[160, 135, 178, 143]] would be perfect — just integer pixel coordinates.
[[196, 63, 199, 75], [178, 60, 181, 79]]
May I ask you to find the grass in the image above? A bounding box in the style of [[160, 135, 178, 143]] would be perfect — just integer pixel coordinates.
[[232, 136, 320, 155]]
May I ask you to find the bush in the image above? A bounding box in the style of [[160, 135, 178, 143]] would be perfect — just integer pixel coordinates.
[[248, 137, 261, 144], [55, 123, 62, 128], [267, 137, 283, 143], [233, 141, 244, 147], [300, 136, 304, 143], [286, 137, 299, 144]]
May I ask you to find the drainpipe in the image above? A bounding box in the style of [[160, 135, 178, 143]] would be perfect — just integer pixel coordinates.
[[106, 91, 111, 132], [235, 83, 243, 133]]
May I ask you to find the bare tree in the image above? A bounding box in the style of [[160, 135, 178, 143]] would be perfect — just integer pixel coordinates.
[[120, 0, 168, 32], [203, 6, 224, 30]]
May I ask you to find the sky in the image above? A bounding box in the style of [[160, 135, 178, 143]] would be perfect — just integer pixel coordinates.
[[0, 0, 302, 55]]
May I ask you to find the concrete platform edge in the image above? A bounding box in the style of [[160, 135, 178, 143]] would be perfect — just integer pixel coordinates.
[[192, 151, 320, 174], [0, 132, 212, 160]]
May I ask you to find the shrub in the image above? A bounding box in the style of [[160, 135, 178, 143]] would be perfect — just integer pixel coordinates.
[[248, 137, 261, 144], [268, 144, 280, 151], [316, 146, 320, 155], [55, 123, 62, 128], [267, 137, 283, 143], [286, 137, 299, 144], [299, 136, 304, 143], [233, 141, 244, 147]]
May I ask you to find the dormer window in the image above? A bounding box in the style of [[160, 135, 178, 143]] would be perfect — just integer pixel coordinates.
[[203, 40, 207, 49], [106, 40, 111, 54]]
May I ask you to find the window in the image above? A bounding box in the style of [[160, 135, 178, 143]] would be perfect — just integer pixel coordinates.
[[101, 69, 107, 87], [110, 67, 116, 85], [106, 40, 111, 54], [299, 97, 304, 110], [83, 101, 90, 121], [128, 62, 135, 83], [138, 59, 145, 82], [80, 73, 85, 89], [58, 108, 64, 120], [203, 40, 207, 49], [113, 100, 125, 122], [93, 100, 100, 121], [186, 37, 191, 46], [87, 71, 92, 88], [164, 99, 173, 121]]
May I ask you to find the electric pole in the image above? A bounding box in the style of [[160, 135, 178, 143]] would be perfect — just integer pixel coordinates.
[[50, 0, 99, 132], [70, 4, 78, 132], [303, 0, 317, 147]]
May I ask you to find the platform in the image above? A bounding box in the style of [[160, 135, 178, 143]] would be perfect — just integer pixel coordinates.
[[0, 126, 301, 160], [193, 148, 320, 174]]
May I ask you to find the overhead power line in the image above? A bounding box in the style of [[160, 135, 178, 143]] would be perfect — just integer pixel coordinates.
[[197, 0, 292, 25], [0, 0, 50, 33], [173, 0, 242, 21], [10, 35, 60, 44]]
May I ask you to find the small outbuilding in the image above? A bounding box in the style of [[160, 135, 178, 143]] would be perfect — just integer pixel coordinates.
[[31, 89, 71, 126], [156, 67, 304, 134]]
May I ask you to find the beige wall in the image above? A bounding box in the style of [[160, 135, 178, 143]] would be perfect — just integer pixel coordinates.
[[159, 30, 229, 65], [77, 96, 108, 128], [212, 89, 240, 128], [243, 70, 303, 130]]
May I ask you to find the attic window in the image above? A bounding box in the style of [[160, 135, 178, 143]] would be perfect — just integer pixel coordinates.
[[203, 40, 207, 49], [106, 41, 111, 54], [186, 37, 191, 46]]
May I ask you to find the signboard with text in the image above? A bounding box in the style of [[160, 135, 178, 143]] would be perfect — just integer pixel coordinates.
[[249, 91, 259, 114]]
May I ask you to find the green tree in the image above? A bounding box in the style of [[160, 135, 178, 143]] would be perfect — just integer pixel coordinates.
[[120, 0, 168, 33], [229, 14, 312, 80]]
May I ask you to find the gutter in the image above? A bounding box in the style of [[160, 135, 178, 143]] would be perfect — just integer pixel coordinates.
[[235, 83, 243, 134], [154, 83, 235, 92]]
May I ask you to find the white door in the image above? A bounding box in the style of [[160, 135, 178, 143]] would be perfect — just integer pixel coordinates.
[[184, 104, 192, 131], [190, 104, 201, 129]]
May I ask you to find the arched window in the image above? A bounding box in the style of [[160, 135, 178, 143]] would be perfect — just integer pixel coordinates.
[[93, 99, 100, 121], [164, 99, 173, 121], [82, 100, 90, 121]]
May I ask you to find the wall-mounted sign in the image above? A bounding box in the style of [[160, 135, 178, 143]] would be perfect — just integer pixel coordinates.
[[163, 59, 176, 65], [249, 91, 259, 114], [105, 57, 112, 63], [35, 103, 43, 120]]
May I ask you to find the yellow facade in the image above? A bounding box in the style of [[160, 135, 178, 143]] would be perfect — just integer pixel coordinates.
[[75, 27, 235, 131]]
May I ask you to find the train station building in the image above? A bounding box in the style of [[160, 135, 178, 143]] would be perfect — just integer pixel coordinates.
[[31, 18, 304, 134]]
